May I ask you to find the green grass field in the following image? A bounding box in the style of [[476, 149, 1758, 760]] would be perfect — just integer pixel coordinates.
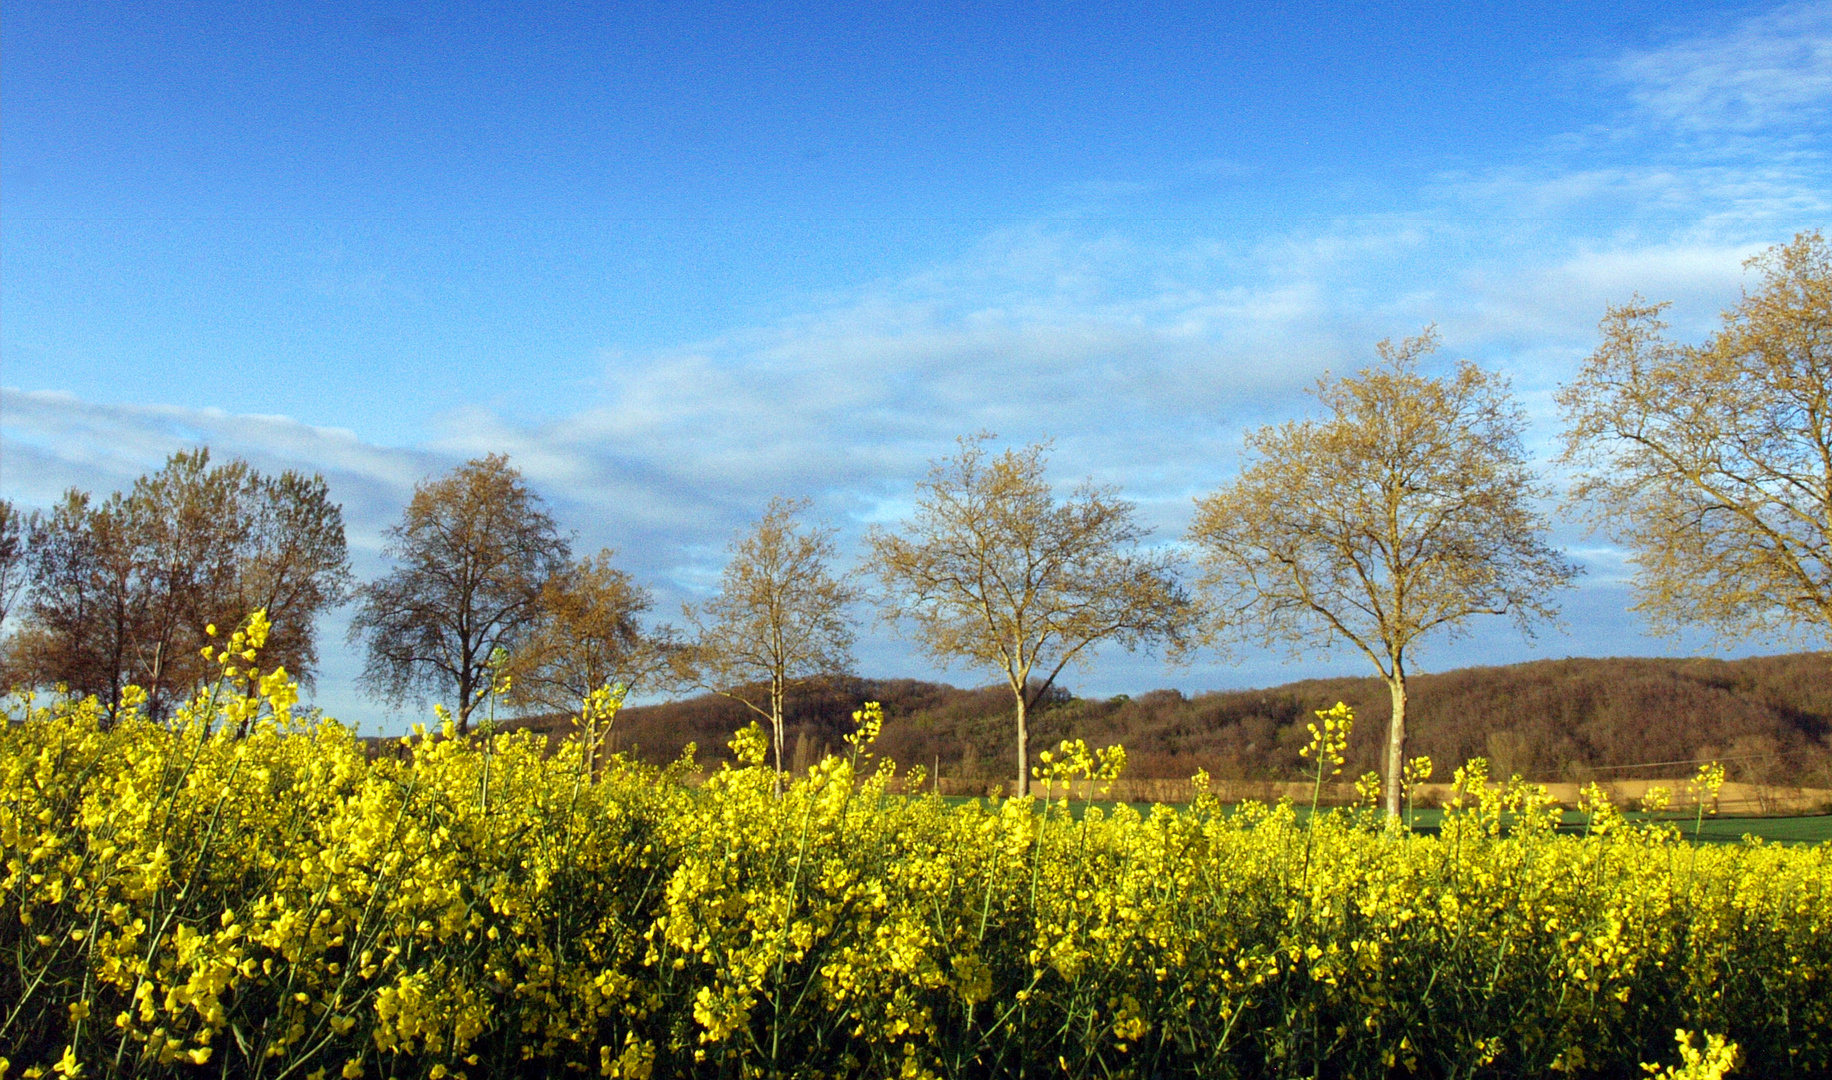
[[939, 795, 1832, 844], [1397, 808, 1832, 845]]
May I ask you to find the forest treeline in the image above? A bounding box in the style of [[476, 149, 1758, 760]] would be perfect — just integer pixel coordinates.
[[502, 651, 1832, 787], [4, 232, 1832, 805]]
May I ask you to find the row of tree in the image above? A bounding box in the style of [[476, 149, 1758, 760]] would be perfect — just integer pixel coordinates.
[[0, 452, 678, 733], [691, 232, 1832, 811], [2, 232, 1827, 812]]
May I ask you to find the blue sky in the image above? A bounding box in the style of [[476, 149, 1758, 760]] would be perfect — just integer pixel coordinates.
[[4, 0, 1830, 732]]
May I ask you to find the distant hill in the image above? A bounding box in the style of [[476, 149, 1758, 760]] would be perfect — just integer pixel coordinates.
[[507, 653, 1832, 787]]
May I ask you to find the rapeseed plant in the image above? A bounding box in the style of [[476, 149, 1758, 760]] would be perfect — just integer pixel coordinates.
[[1641, 1029, 1740, 1080], [2, 623, 1828, 1078]]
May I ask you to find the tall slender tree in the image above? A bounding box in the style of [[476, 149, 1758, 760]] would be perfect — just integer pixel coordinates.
[[680, 497, 856, 795], [1187, 331, 1576, 817], [866, 435, 1188, 797]]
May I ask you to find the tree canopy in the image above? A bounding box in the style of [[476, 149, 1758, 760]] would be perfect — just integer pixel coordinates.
[[6, 451, 350, 717], [1560, 231, 1832, 645], [0, 500, 30, 630], [506, 547, 679, 715]]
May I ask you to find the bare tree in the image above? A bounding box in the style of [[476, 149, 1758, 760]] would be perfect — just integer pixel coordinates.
[[681, 497, 856, 795], [223, 467, 356, 686], [0, 500, 31, 691], [1187, 331, 1576, 817], [866, 435, 1188, 797], [128, 452, 248, 706], [506, 548, 679, 713], [350, 454, 570, 733], [1559, 231, 1832, 644]]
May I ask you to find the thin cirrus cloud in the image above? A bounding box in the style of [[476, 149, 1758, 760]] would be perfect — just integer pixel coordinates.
[[0, 389, 437, 560], [1613, 0, 1832, 133], [498, 227, 1369, 539]]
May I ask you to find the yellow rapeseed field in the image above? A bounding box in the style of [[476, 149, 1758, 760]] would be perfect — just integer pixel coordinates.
[[3, 615, 1828, 1079]]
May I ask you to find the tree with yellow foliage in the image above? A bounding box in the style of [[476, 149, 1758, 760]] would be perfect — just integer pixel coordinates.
[[866, 435, 1187, 797], [1188, 331, 1575, 817], [1560, 231, 1832, 645]]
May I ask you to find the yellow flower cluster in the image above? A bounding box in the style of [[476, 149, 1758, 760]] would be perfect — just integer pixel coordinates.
[[3, 643, 1829, 1079], [1642, 1029, 1740, 1080], [1298, 702, 1353, 772]]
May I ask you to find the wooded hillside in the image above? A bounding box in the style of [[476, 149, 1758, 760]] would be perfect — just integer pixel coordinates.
[[509, 652, 1832, 787]]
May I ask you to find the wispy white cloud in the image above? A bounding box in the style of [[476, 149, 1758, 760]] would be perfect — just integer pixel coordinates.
[[0, 389, 437, 555], [6, 168, 1813, 571], [1615, 1, 1832, 133], [393, 226, 1387, 530]]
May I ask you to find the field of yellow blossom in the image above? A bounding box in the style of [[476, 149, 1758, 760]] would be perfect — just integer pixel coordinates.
[[4, 618, 1829, 1079]]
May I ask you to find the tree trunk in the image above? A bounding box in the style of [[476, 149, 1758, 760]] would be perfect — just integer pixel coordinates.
[[770, 675, 786, 798], [454, 646, 476, 736], [1384, 672, 1407, 818], [1015, 691, 1029, 798]]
